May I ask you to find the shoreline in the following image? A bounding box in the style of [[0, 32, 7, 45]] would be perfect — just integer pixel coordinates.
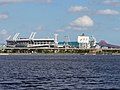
[[0, 53, 120, 56], [1, 48, 120, 55]]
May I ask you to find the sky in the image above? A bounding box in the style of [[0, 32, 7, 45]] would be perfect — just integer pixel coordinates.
[[0, 0, 120, 45]]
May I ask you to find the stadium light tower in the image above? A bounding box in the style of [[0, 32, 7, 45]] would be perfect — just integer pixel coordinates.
[[54, 34, 58, 47]]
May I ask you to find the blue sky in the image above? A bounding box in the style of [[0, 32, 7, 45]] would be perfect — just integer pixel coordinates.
[[0, 0, 120, 45]]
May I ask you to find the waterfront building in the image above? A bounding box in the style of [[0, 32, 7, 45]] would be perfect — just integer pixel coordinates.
[[58, 42, 79, 48], [77, 33, 90, 49], [77, 33, 97, 49], [6, 32, 56, 48], [89, 36, 97, 48]]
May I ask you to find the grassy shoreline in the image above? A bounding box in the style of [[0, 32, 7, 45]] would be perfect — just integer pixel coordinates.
[[1, 48, 120, 55], [0, 53, 120, 56]]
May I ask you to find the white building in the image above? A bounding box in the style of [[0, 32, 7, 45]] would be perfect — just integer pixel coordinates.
[[77, 33, 90, 49], [77, 33, 97, 49]]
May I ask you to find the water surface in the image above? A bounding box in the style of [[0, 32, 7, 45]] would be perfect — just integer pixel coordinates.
[[0, 54, 120, 90]]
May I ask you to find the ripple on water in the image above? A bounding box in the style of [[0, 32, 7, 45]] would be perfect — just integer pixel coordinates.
[[0, 55, 120, 90]]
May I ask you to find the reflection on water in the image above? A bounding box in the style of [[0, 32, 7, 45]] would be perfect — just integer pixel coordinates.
[[0, 54, 120, 90]]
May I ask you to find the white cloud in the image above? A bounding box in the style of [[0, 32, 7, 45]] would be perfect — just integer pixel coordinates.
[[97, 9, 120, 15], [67, 16, 94, 31], [0, 0, 52, 4], [103, 0, 113, 3], [0, 29, 9, 42], [0, 13, 8, 20], [70, 15, 94, 27], [67, 26, 89, 31], [103, 0, 120, 6], [97, 9, 119, 15], [0, 29, 8, 35], [69, 6, 88, 13], [114, 27, 120, 31], [56, 29, 64, 32], [36, 26, 44, 31]]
